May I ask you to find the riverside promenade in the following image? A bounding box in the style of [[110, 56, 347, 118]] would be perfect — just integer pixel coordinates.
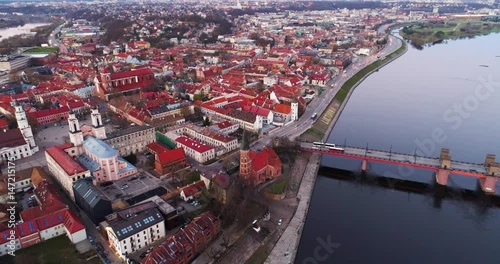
[[265, 28, 407, 264]]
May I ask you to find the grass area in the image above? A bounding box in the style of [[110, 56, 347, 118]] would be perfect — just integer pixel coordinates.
[[245, 244, 273, 264], [24, 47, 59, 53], [301, 38, 407, 142], [400, 20, 500, 47], [0, 236, 101, 264], [268, 178, 288, 194]]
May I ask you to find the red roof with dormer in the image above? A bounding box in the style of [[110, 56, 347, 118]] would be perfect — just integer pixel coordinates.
[[175, 136, 214, 154]]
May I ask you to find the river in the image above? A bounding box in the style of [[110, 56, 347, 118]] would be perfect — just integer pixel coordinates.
[[295, 32, 500, 264], [0, 23, 50, 41]]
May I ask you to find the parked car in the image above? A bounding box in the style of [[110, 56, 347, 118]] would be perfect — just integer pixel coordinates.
[[278, 219, 283, 226]]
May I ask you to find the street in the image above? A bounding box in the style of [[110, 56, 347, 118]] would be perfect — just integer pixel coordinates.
[[253, 25, 402, 150]]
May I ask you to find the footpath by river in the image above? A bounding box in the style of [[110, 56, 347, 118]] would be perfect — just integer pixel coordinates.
[[265, 29, 407, 264]]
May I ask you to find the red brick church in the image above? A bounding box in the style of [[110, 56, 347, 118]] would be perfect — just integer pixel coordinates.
[[239, 131, 282, 186], [93, 67, 155, 101]]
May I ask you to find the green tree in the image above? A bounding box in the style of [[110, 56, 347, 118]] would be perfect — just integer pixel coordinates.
[[124, 154, 138, 165], [434, 31, 445, 39]]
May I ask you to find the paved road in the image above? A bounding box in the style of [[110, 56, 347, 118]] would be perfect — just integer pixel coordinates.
[[253, 25, 402, 151]]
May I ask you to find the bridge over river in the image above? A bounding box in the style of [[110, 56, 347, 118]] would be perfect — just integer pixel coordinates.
[[301, 142, 499, 194]]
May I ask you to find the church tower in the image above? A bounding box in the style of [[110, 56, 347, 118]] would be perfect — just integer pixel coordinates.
[[239, 129, 252, 183], [91, 107, 106, 139], [68, 112, 84, 148], [12, 101, 38, 152], [291, 99, 299, 121]]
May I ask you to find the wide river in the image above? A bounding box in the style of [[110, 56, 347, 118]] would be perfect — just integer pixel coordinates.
[[295, 32, 500, 264], [0, 23, 49, 41]]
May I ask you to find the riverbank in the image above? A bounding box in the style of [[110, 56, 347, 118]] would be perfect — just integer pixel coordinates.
[[400, 20, 500, 48], [265, 31, 408, 264], [301, 34, 408, 142]]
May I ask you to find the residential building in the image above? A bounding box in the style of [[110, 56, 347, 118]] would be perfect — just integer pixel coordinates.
[[200, 171, 232, 205], [180, 181, 206, 202], [0, 167, 33, 193], [175, 136, 215, 163], [106, 207, 166, 260], [142, 212, 220, 264]]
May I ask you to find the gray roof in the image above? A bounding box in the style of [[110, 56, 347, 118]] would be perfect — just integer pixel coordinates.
[[109, 207, 164, 241], [240, 129, 249, 151], [83, 136, 118, 159], [105, 125, 152, 140], [78, 153, 100, 172], [73, 179, 110, 207]]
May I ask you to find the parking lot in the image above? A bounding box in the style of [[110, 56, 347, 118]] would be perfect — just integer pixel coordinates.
[[98, 172, 167, 201], [16, 190, 38, 210]]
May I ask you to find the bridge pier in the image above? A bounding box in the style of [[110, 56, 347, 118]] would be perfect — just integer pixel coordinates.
[[436, 148, 451, 186], [436, 169, 450, 186], [361, 160, 368, 173], [480, 158, 499, 194], [479, 177, 497, 194]]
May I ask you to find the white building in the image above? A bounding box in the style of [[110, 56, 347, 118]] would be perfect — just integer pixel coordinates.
[[106, 208, 166, 260], [175, 136, 216, 163], [0, 102, 37, 163]]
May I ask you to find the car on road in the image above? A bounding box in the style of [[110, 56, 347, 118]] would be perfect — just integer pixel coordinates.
[[278, 219, 282, 226], [120, 184, 129, 190]]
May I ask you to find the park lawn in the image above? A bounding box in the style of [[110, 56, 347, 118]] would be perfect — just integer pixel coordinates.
[[24, 47, 59, 53], [0, 236, 101, 264], [401, 21, 500, 46], [268, 178, 288, 194]]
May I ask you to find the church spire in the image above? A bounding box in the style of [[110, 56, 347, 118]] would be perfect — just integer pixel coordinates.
[[240, 129, 249, 151]]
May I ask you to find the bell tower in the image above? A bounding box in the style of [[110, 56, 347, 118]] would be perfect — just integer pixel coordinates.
[[291, 99, 299, 121], [68, 112, 84, 148], [239, 129, 252, 183], [91, 107, 106, 139], [12, 101, 38, 152]]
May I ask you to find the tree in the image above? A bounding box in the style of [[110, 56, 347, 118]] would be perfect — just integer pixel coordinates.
[[434, 31, 445, 39], [27, 116, 39, 135], [202, 117, 211, 127], [7, 116, 18, 129], [124, 154, 138, 165]]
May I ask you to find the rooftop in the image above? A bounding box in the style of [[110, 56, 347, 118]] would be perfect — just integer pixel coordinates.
[[109, 207, 164, 241], [83, 136, 118, 159], [46, 146, 88, 175], [105, 125, 152, 140], [175, 136, 214, 154]]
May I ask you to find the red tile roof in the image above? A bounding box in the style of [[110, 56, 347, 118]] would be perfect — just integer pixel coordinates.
[[28, 106, 69, 119], [146, 142, 170, 155], [175, 136, 214, 154], [0, 228, 18, 245], [251, 147, 281, 172], [16, 221, 39, 238], [110, 68, 154, 80], [273, 104, 291, 114], [46, 146, 87, 175], [181, 181, 206, 198], [62, 209, 85, 234], [158, 148, 186, 164], [0, 129, 26, 149], [36, 211, 65, 231]]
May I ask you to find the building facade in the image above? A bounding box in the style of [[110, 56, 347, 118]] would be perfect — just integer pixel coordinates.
[[105, 125, 156, 156], [107, 208, 166, 260]]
